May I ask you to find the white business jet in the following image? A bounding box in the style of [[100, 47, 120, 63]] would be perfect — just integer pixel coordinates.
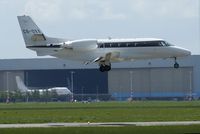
[[15, 76, 72, 95], [17, 15, 191, 72]]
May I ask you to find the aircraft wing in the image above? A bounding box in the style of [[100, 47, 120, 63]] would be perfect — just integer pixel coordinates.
[[104, 52, 112, 61], [85, 51, 122, 65], [98, 52, 112, 65], [100, 52, 123, 62]]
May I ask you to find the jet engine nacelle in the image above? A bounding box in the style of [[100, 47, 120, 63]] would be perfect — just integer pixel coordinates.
[[70, 39, 98, 51]]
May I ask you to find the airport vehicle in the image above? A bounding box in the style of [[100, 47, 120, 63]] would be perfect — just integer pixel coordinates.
[[16, 76, 72, 95], [17, 15, 191, 72]]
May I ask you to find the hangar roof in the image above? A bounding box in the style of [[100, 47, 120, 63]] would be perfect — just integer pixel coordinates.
[[0, 55, 197, 71]]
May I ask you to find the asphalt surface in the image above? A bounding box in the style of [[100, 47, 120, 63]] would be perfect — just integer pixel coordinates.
[[1, 121, 200, 128]]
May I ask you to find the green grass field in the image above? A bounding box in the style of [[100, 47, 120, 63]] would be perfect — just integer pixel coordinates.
[[1, 125, 200, 134], [1, 101, 200, 134], [0, 101, 200, 123]]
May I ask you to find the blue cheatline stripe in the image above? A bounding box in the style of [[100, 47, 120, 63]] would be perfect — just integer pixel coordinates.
[[27, 45, 61, 48]]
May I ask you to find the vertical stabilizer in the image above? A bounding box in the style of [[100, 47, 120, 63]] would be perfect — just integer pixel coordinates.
[[15, 76, 29, 93], [17, 15, 46, 46], [17, 15, 68, 56]]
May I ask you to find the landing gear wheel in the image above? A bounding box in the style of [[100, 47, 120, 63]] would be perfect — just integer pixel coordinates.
[[174, 62, 179, 69], [99, 65, 105, 72], [173, 57, 179, 69], [99, 64, 111, 72], [105, 65, 111, 71]]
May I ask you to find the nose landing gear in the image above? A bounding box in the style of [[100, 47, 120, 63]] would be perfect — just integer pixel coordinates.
[[174, 57, 179, 69]]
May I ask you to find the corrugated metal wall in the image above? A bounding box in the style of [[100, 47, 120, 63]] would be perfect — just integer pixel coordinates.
[[0, 71, 24, 91], [108, 68, 192, 99], [0, 67, 193, 100]]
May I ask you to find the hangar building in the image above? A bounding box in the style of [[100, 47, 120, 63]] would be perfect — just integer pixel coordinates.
[[0, 55, 199, 100]]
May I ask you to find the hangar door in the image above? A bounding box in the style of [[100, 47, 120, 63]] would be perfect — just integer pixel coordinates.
[[108, 68, 192, 98], [0, 71, 24, 91]]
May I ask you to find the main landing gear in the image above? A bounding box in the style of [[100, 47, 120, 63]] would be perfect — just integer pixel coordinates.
[[98, 58, 180, 72], [99, 63, 111, 72], [174, 57, 179, 69]]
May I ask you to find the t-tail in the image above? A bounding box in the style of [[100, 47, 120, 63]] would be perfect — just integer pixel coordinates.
[[15, 76, 30, 93], [17, 15, 67, 56]]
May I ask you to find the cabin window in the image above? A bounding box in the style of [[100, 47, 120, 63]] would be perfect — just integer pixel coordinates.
[[119, 43, 127, 47], [135, 41, 163, 47], [98, 43, 104, 48], [113, 43, 119, 47], [104, 43, 112, 48], [128, 42, 135, 47], [97, 41, 166, 48]]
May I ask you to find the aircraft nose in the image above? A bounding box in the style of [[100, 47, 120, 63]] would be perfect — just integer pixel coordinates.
[[172, 46, 191, 57], [182, 49, 191, 56]]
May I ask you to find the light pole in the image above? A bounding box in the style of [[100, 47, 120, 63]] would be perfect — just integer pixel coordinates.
[[6, 72, 10, 103], [129, 71, 133, 100], [96, 86, 99, 101], [189, 71, 193, 100], [25, 72, 29, 102], [81, 86, 84, 101], [70, 71, 75, 102]]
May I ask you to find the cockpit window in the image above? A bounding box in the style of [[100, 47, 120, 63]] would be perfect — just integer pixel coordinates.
[[162, 41, 174, 46]]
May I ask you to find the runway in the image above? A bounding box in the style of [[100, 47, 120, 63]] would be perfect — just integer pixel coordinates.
[[1, 121, 200, 128]]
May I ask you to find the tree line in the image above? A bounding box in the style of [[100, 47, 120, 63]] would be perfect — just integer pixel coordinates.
[[0, 90, 71, 103]]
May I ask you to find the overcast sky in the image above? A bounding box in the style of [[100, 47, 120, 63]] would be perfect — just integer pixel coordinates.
[[0, 0, 199, 59]]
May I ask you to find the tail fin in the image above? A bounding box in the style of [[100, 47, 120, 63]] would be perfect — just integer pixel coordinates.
[[17, 15, 47, 47], [15, 76, 29, 93], [17, 15, 68, 56]]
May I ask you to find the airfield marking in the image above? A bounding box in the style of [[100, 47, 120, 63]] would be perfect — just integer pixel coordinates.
[[1, 121, 200, 128]]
